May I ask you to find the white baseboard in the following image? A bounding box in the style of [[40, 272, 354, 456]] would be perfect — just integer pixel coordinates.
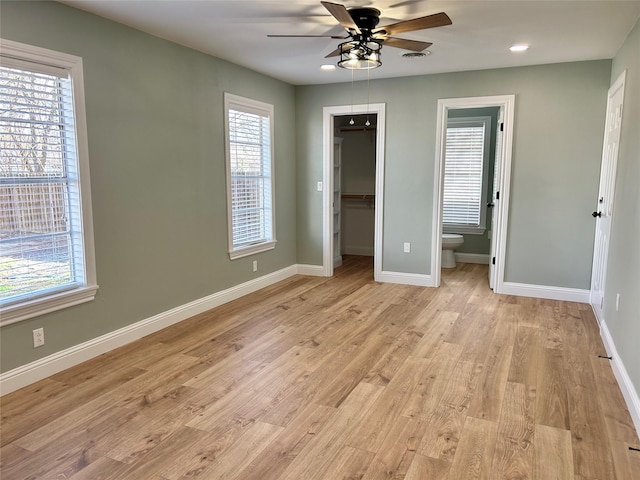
[[0, 265, 300, 396], [598, 318, 640, 437], [378, 270, 434, 287], [296, 264, 326, 276], [501, 282, 590, 303], [455, 253, 490, 264], [343, 246, 374, 256]]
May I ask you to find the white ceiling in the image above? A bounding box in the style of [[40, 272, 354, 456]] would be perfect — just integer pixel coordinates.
[[59, 0, 640, 85]]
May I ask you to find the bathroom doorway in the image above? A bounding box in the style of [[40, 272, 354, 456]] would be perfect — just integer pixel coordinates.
[[441, 108, 498, 270], [432, 95, 515, 292]]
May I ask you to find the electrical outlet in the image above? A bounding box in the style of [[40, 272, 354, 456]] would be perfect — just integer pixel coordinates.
[[403, 242, 411, 253], [32, 328, 45, 348], [253, 260, 258, 272]]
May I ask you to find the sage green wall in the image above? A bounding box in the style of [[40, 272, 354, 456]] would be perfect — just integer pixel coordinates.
[[605, 19, 640, 399], [447, 107, 500, 256], [0, 1, 296, 372], [296, 60, 611, 284]]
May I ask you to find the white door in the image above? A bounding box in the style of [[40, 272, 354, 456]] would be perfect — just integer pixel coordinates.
[[590, 71, 626, 323], [488, 108, 504, 289]]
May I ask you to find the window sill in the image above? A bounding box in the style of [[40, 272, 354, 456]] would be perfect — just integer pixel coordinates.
[[443, 225, 486, 236], [229, 240, 276, 260], [0, 285, 99, 327]]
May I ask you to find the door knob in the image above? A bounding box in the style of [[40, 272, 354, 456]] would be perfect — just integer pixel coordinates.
[[592, 211, 602, 218], [487, 202, 495, 208]]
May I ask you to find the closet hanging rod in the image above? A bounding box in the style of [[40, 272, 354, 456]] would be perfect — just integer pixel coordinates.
[[341, 194, 375, 200], [337, 126, 376, 133]]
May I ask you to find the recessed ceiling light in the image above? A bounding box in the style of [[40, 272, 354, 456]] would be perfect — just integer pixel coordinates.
[[320, 64, 336, 71], [510, 44, 529, 52]]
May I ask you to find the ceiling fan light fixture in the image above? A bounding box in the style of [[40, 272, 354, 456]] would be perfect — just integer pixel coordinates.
[[337, 41, 382, 70]]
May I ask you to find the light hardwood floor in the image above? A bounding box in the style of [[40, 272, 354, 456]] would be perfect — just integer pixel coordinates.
[[1, 256, 639, 479]]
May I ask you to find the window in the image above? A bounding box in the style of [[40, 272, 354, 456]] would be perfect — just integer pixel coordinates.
[[224, 93, 276, 259], [443, 116, 491, 234], [0, 39, 96, 325]]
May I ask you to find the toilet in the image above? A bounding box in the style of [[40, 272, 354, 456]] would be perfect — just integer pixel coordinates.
[[442, 234, 464, 268]]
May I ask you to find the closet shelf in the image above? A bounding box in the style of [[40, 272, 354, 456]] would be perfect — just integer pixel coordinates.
[[341, 194, 375, 201], [338, 126, 376, 133]]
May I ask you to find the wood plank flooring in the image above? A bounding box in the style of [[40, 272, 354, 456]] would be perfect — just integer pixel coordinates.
[[1, 256, 639, 479]]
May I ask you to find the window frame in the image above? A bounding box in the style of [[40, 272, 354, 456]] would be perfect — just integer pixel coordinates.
[[0, 39, 97, 326], [442, 116, 492, 235], [223, 93, 276, 260]]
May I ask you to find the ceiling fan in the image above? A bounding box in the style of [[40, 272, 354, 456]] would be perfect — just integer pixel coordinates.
[[268, 1, 452, 69]]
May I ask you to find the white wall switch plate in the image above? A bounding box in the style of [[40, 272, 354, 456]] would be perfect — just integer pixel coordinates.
[[316, 181, 323, 191], [403, 242, 411, 253]]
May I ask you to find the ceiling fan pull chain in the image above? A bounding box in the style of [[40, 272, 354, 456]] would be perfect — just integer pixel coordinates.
[[365, 67, 371, 127], [349, 68, 355, 125]]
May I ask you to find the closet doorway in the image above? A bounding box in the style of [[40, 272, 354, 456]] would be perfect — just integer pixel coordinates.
[[334, 114, 377, 269], [322, 103, 386, 279]]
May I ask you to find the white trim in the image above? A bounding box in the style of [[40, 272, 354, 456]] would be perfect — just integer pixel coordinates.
[[0, 265, 298, 395], [0, 39, 97, 325], [323, 103, 386, 281], [378, 271, 434, 287], [223, 93, 276, 260], [454, 253, 490, 265], [0, 286, 98, 327], [296, 264, 326, 276], [501, 282, 590, 303], [343, 246, 374, 256], [443, 226, 486, 236], [228, 241, 276, 260], [598, 318, 640, 436], [432, 95, 515, 293]]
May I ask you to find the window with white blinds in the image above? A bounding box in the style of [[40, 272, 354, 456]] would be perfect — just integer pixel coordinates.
[[224, 93, 276, 259], [0, 39, 96, 325], [443, 117, 491, 234]]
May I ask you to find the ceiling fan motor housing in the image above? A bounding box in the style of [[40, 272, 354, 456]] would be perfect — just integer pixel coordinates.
[[348, 7, 381, 32]]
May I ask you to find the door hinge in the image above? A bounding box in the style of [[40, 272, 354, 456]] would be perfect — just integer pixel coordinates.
[[492, 257, 496, 265], [496, 191, 500, 200], [500, 122, 504, 132]]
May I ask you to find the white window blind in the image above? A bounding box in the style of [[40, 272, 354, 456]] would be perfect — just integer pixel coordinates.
[[224, 94, 275, 259], [0, 39, 96, 325], [443, 118, 489, 230]]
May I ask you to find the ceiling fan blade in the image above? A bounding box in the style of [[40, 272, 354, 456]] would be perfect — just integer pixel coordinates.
[[383, 37, 432, 52], [321, 1, 361, 34], [377, 12, 451, 36], [325, 47, 344, 58], [268, 34, 349, 39]]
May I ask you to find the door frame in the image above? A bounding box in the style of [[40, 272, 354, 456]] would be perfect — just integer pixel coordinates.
[[590, 70, 626, 323], [431, 95, 516, 290], [322, 103, 386, 278]]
